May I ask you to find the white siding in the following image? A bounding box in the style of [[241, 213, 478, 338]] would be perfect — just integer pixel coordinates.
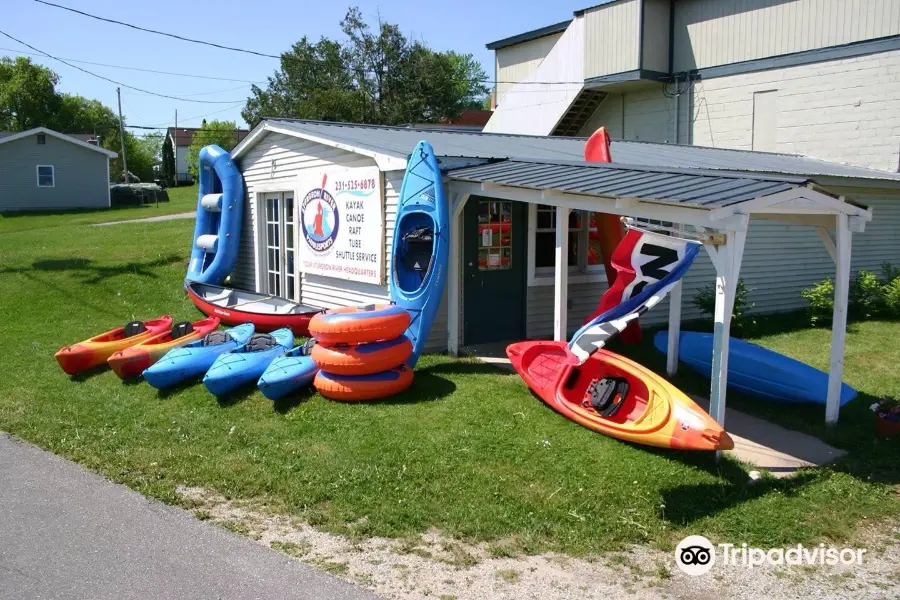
[[641, 0, 672, 73], [495, 33, 563, 105], [526, 197, 900, 339], [689, 49, 900, 171], [673, 0, 900, 71], [583, 0, 641, 79], [233, 134, 447, 352], [484, 18, 585, 135], [579, 85, 689, 144]]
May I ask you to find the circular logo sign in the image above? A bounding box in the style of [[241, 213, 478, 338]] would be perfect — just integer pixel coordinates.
[[675, 535, 715, 576], [300, 186, 339, 253]]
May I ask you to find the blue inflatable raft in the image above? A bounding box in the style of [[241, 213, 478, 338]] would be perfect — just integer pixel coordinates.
[[186, 144, 244, 284], [257, 340, 319, 400], [203, 328, 294, 396], [389, 141, 449, 368], [143, 323, 255, 389], [653, 330, 857, 406]]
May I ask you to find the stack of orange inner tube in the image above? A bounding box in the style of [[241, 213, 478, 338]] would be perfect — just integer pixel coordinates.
[[308, 304, 414, 401]]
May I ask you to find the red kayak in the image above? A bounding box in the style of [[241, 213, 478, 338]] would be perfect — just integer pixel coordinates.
[[186, 282, 322, 336], [507, 340, 732, 451]]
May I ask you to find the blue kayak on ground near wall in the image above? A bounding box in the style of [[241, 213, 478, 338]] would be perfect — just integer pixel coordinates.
[[389, 141, 449, 368], [186, 144, 244, 285], [653, 330, 857, 406], [143, 323, 255, 389], [203, 328, 294, 396], [257, 340, 319, 400]]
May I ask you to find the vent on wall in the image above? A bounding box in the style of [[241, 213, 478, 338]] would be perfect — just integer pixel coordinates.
[[37, 133, 46, 145], [551, 89, 607, 137]]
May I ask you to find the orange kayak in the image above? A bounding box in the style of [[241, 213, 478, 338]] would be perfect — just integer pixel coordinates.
[[507, 341, 732, 451], [108, 316, 220, 379], [55, 316, 173, 375]]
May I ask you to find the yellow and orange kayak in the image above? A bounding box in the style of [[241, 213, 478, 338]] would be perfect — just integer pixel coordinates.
[[107, 316, 220, 379], [507, 341, 732, 451], [55, 316, 174, 375]]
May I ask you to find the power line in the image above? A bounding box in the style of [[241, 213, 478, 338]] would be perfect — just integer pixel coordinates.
[[0, 29, 248, 104], [30, 0, 585, 86], [0, 47, 266, 83]]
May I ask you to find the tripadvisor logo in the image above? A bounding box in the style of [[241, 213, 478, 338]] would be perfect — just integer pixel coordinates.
[[675, 536, 867, 576]]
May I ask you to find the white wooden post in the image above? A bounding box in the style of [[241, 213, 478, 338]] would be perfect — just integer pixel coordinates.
[[825, 213, 852, 425], [447, 193, 469, 356], [554, 207, 570, 342], [707, 224, 747, 432], [666, 280, 683, 376]]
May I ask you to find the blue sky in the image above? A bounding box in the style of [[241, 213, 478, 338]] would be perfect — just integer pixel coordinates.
[[3, 0, 585, 132]]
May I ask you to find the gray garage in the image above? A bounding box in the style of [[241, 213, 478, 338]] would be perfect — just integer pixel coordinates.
[[0, 127, 117, 212]]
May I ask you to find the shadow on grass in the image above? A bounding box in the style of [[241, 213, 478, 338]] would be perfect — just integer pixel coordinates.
[[155, 377, 205, 399], [69, 364, 111, 382], [360, 371, 457, 405], [30, 255, 184, 284], [273, 387, 315, 414], [215, 385, 258, 408]]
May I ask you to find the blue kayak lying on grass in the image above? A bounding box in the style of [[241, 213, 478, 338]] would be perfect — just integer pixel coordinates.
[[203, 328, 294, 396], [143, 323, 255, 389], [257, 339, 318, 400]]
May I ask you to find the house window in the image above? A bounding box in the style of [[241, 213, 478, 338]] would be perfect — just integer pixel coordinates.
[[477, 200, 513, 270], [534, 207, 602, 274], [36, 165, 54, 187], [36, 133, 46, 145]]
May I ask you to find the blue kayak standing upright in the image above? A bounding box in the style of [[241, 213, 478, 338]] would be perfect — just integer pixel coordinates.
[[389, 141, 449, 368], [143, 323, 255, 389], [203, 328, 294, 396], [186, 144, 244, 285]]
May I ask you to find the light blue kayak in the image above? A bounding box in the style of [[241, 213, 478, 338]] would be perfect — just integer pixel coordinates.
[[653, 330, 857, 406], [389, 140, 448, 368], [203, 328, 293, 396], [257, 339, 318, 400], [143, 323, 255, 389]]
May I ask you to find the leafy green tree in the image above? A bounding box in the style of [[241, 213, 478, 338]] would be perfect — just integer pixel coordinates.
[[0, 57, 61, 131], [242, 7, 488, 126], [53, 94, 119, 137], [186, 120, 240, 177]]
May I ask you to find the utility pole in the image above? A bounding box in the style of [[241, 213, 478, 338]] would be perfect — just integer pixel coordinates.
[[174, 109, 178, 186], [116, 87, 128, 182]]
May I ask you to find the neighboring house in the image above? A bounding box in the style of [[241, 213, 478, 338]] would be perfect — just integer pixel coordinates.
[[486, 0, 900, 173], [164, 125, 249, 184], [0, 127, 117, 212]]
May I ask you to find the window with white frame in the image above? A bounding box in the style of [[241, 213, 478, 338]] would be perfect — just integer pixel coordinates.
[[533, 206, 604, 276], [36, 165, 54, 187]]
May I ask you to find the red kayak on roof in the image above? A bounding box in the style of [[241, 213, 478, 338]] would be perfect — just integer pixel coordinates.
[[186, 281, 322, 337]]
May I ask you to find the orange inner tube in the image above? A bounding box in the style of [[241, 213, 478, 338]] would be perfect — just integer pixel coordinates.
[[315, 366, 414, 402], [312, 336, 412, 376], [309, 304, 411, 345]]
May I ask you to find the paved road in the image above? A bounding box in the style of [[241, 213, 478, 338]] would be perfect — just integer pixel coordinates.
[[93, 211, 196, 226], [0, 433, 381, 600]]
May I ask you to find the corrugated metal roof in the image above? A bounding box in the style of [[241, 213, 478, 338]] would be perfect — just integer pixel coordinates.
[[261, 119, 900, 185], [447, 160, 807, 207]]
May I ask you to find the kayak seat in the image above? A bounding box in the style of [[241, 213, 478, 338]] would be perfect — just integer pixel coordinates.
[[171, 321, 194, 340], [402, 226, 434, 272], [586, 377, 629, 417], [202, 330, 231, 346], [245, 333, 277, 352], [123, 320, 146, 338]]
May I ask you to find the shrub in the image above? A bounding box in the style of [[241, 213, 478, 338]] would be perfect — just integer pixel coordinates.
[[800, 278, 834, 326], [800, 265, 900, 325], [692, 279, 757, 336]]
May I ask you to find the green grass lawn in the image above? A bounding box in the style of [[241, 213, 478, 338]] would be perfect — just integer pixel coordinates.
[[0, 214, 897, 557], [0, 184, 198, 234]]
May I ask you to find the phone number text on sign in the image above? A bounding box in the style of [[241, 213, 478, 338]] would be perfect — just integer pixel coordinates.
[[334, 178, 377, 192]]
